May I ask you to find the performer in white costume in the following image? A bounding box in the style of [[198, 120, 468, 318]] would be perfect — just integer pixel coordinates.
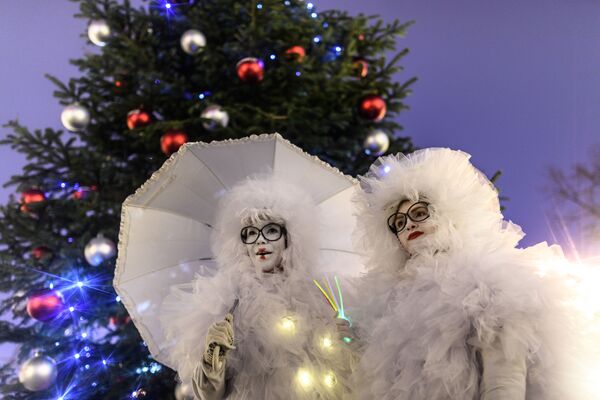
[[161, 175, 355, 400], [352, 148, 588, 400]]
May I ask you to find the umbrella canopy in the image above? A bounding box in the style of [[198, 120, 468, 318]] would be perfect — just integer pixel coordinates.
[[114, 133, 363, 366]]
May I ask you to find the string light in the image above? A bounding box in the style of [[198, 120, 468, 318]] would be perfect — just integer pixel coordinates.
[[296, 368, 313, 389], [257, 3, 263, 9], [321, 336, 333, 350], [279, 316, 296, 333], [323, 371, 337, 388]]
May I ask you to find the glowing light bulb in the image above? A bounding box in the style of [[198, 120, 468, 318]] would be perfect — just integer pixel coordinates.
[[279, 316, 296, 333], [323, 371, 337, 388], [296, 368, 313, 389], [321, 336, 333, 350], [343, 336, 353, 344]]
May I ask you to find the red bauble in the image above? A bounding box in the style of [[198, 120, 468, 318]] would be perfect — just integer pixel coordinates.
[[236, 57, 264, 83], [108, 314, 131, 328], [160, 130, 189, 156], [27, 290, 64, 322], [285, 46, 306, 62], [353, 58, 369, 78], [72, 185, 97, 200], [127, 109, 152, 130], [31, 246, 52, 261], [358, 94, 387, 121], [20, 189, 46, 213]]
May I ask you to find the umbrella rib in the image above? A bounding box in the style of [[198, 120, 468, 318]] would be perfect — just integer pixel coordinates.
[[187, 149, 230, 191], [319, 248, 359, 255], [125, 203, 214, 229], [120, 257, 215, 284]]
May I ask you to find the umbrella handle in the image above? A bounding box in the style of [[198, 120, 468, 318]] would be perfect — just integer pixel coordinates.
[[212, 345, 221, 370]]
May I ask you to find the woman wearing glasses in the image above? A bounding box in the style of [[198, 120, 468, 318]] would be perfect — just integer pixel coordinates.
[[352, 148, 582, 400], [162, 175, 354, 400]]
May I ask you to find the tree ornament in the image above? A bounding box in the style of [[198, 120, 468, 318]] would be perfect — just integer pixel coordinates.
[[108, 314, 131, 328], [72, 185, 97, 200], [358, 94, 386, 121], [18, 353, 57, 391], [132, 388, 147, 398], [201, 105, 229, 131], [285, 46, 306, 62], [20, 189, 46, 213], [175, 381, 195, 400], [61, 104, 90, 132], [236, 57, 264, 83], [27, 290, 65, 322], [180, 29, 206, 55], [127, 109, 152, 130], [84, 234, 117, 267], [160, 130, 189, 156], [363, 129, 390, 156], [31, 246, 52, 262], [352, 58, 368, 78], [87, 20, 111, 47]]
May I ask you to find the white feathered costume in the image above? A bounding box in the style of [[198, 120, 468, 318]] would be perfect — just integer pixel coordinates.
[[352, 148, 590, 400], [161, 175, 354, 400]]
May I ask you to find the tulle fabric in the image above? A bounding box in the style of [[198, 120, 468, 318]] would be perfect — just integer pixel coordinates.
[[160, 175, 355, 399], [352, 148, 592, 399]]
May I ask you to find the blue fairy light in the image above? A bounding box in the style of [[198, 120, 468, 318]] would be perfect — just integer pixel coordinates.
[[323, 22, 329, 28], [306, 2, 314, 9], [165, 2, 172, 9], [116, 296, 121, 302], [311, 12, 318, 18], [69, 306, 75, 312], [295, 71, 301, 77], [269, 54, 276, 60], [74, 353, 80, 360], [198, 93, 206, 100], [60, 182, 67, 189], [313, 35, 321, 43], [334, 45, 343, 54], [77, 281, 84, 288], [81, 332, 87, 338], [284, 0, 290, 5], [257, 3, 263, 9]]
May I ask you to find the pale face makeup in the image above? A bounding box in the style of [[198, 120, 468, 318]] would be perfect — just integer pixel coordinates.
[[242, 220, 286, 274], [394, 200, 436, 254]]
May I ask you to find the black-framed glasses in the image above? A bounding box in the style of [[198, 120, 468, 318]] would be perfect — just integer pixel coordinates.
[[387, 201, 430, 234], [240, 223, 286, 244]]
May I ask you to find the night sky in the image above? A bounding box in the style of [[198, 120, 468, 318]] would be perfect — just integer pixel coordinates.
[[1, 0, 598, 251]]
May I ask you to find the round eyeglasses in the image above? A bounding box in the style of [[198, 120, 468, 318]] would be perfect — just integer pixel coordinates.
[[387, 201, 430, 234], [240, 223, 286, 244]]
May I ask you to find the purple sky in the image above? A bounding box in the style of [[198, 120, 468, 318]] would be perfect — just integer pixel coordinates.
[[1, 0, 598, 252]]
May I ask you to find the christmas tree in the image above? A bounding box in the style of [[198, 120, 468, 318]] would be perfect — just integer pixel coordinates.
[[0, 0, 415, 398]]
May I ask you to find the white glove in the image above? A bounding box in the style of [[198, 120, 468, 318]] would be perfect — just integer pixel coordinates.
[[203, 313, 235, 371], [479, 338, 527, 400], [334, 314, 356, 343]]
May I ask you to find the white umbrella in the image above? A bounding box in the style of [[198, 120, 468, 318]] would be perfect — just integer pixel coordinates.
[[114, 133, 363, 368]]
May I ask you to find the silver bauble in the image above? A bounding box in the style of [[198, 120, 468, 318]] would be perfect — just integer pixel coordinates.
[[18, 354, 57, 392], [363, 129, 390, 156], [175, 382, 195, 400], [61, 104, 90, 132], [88, 19, 111, 47], [201, 105, 229, 131], [180, 29, 206, 55], [84, 234, 117, 267]]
